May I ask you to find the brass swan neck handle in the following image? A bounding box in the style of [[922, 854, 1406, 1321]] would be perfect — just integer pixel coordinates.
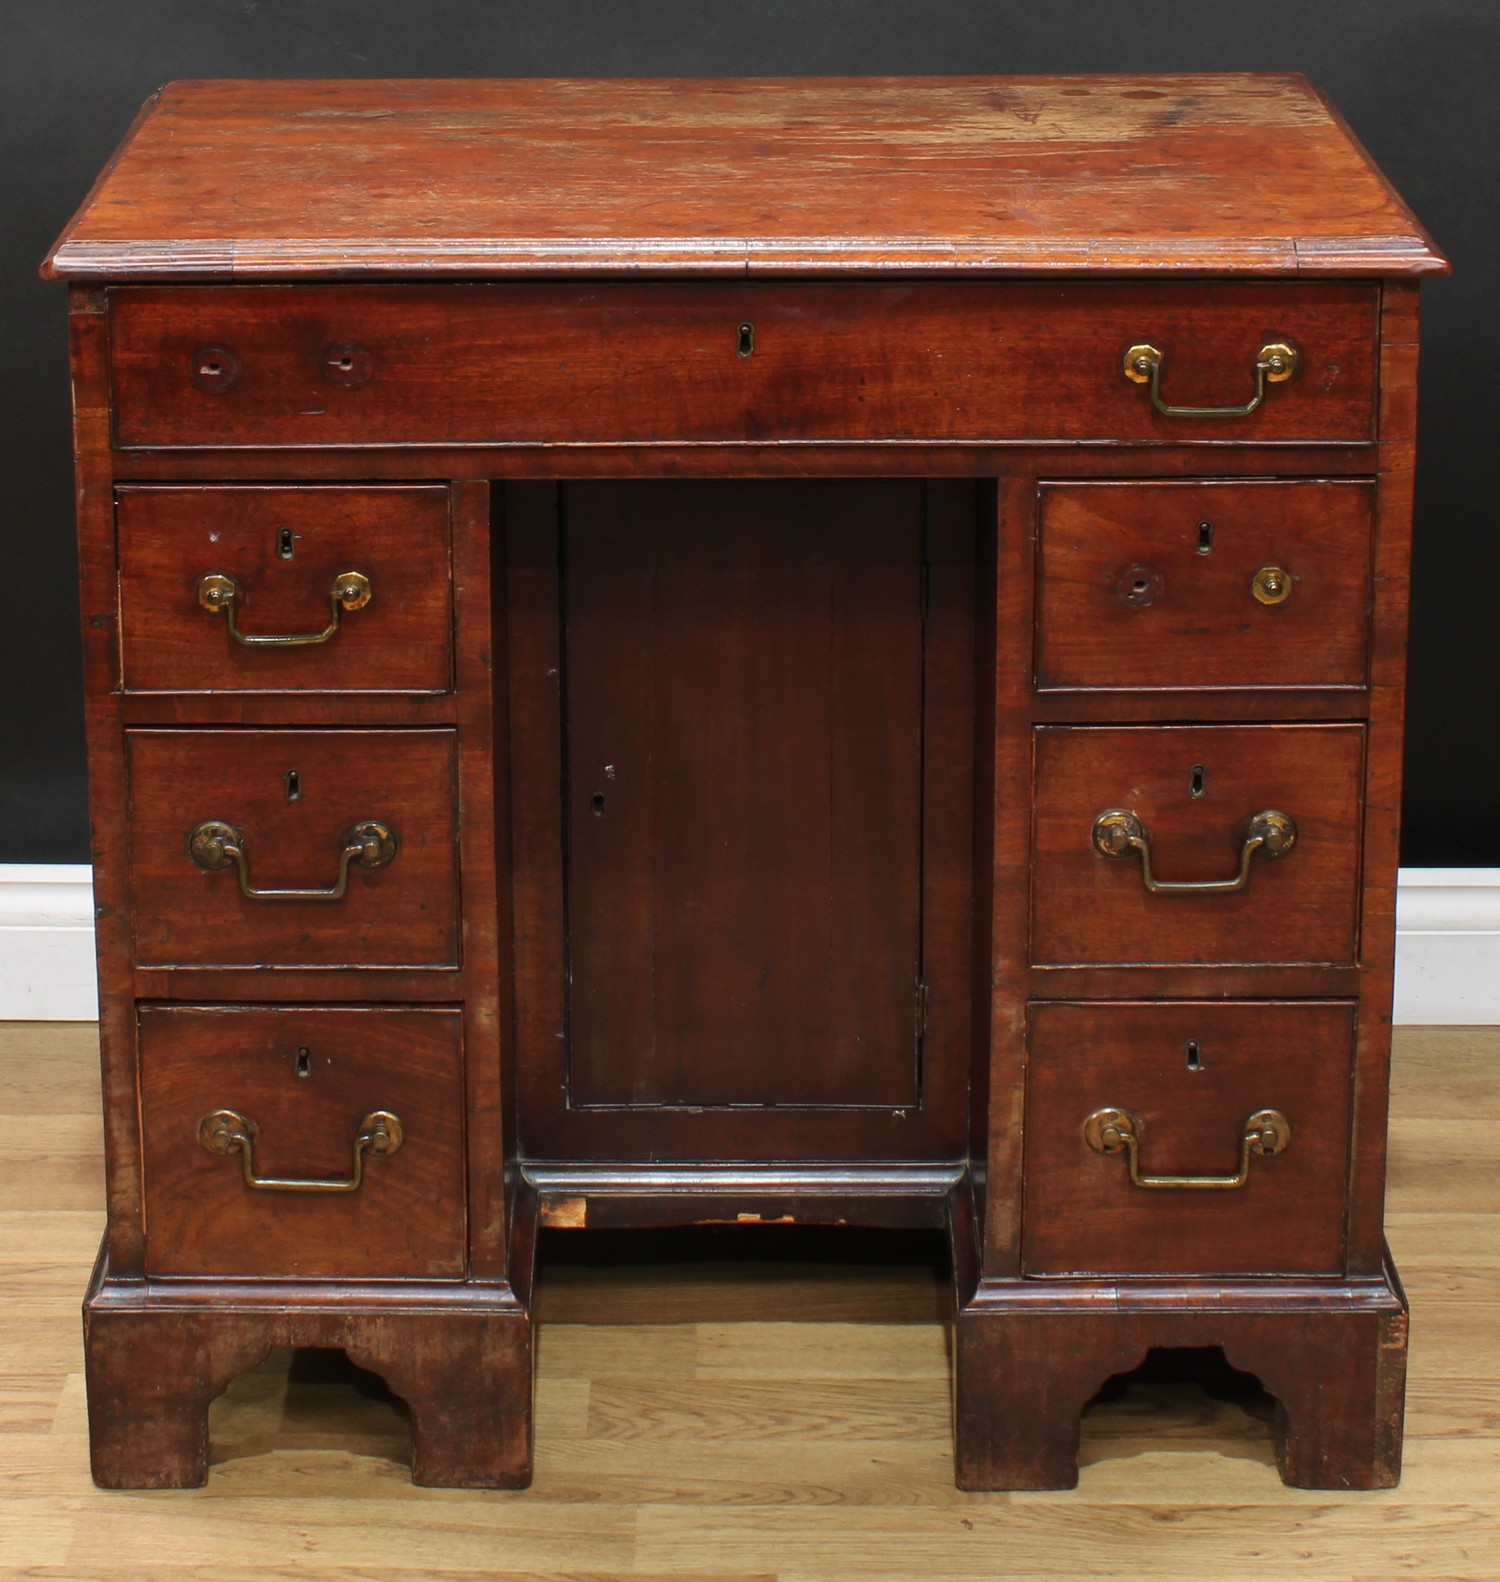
[[198, 1108, 404, 1193], [1122, 339, 1298, 420], [1091, 808, 1296, 896], [187, 818, 397, 901], [1084, 1106, 1291, 1191], [197, 569, 372, 647]]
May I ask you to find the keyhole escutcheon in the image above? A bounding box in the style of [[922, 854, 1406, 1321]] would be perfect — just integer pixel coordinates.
[[737, 322, 755, 357]]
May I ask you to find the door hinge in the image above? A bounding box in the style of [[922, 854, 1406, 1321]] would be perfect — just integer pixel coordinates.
[[915, 980, 929, 1041]]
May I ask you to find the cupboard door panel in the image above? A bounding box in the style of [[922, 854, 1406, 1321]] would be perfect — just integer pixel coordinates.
[[563, 481, 925, 1110]]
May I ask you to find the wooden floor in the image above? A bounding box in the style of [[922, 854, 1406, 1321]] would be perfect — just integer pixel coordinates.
[[2, 1023, 1497, 1580]]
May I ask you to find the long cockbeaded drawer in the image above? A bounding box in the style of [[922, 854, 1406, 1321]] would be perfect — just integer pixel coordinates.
[[138, 1004, 466, 1278], [106, 280, 1378, 449]]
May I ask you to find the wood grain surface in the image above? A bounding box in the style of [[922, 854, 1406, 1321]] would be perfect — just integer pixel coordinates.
[[125, 727, 460, 969], [41, 77, 1447, 279], [1030, 723, 1366, 968], [137, 1005, 466, 1279], [509, 481, 975, 1165], [1034, 479, 1375, 692], [563, 480, 924, 1111], [105, 281, 1379, 449], [1022, 1001, 1354, 1276], [116, 484, 454, 694], [2, 1020, 1495, 1574]]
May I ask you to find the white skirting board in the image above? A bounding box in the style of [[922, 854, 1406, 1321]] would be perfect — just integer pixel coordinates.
[[0, 865, 101, 1021], [0, 864, 1497, 1024]]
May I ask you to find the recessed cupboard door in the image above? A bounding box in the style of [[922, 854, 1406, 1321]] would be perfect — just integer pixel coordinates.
[[562, 480, 927, 1112]]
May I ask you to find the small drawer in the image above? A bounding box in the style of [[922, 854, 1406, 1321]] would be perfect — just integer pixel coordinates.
[[1032, 724, 1363, 968], [1023, 1001, 1353, 1277], [1035, 480, 1374, 691], [127, 728, 459, 968], [107, 281, 1376, 448], [139, 1004, 465, 1278], [117, 485, 453, 694]]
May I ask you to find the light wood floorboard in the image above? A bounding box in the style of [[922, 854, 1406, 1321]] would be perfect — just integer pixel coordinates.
[[0, 1023, 1496, 1580]]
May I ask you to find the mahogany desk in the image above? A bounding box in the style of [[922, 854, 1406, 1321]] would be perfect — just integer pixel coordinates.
[[42, 75, 1447, 1490]]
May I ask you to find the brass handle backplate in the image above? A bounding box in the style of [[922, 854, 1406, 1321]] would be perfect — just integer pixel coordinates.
[[188, 818, 398, 900], [197, 569, 372, 647], [1251, 565, 1293, 605], [198, 1107, 404, 1193], [1091, 808, 1296, 895], [1084, 1105, 1291, 1190], [1123, 340, 1298, 419]]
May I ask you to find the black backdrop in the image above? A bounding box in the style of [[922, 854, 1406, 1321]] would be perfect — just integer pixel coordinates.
[[4, 1, 1494, 863]]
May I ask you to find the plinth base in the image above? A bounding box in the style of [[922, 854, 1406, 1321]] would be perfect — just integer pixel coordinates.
[[82, 1245, 532, 1490], [954, 1260, 1408, 1491]]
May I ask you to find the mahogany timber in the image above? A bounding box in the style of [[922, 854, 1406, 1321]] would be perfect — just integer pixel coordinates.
[[106, 281, 1379, 449], [42, 77, 1445, 280], [563, 480, 924, 1111], [40, 77, 1448, 1494], [138, 1005, 466, 1278], [83, 1262, 532, 1490], [508, 480, 977, 1164], [952, 1270, 1407, 1492], [1030, 723, 1366, 967], [126, 728, 460, 968], [1022, 1000, 1355, 1275], [116, 484, 454, 694], [1035, 480, 1375, 691]]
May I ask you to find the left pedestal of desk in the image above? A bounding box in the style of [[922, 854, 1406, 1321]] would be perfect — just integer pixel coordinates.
[[63, 286, 529, 1487]]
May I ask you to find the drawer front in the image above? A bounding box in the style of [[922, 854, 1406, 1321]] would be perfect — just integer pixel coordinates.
[[108, 281, 1376, 448], [139, 1004, 465, 1278], [127, 729, 459, 968], [1023, 1001, 1354, 1276], [1035, 480, 1374, 691], [1032, 724, 1364, 967], [117, 485, 453, 694]]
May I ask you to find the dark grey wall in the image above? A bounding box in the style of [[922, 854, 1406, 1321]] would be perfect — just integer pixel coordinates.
[[4, 2, 1494, 863]]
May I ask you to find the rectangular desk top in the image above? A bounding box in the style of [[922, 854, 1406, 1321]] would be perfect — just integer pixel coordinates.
[[43, 75, 1446, 282]]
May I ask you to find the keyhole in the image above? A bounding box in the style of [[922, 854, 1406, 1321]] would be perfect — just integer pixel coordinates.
[[200, 359, 222, 378], [1196, 520, 1214, 555], [1189, 764, 1206, 799], [284, 769, 301, 803], [276, 527, 296, 561], [1185, 1040, 1204, 1072], [591, 792, 606, 817], [737, 322, 755, 357], [295, 1047, 311, 1079]]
